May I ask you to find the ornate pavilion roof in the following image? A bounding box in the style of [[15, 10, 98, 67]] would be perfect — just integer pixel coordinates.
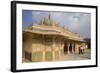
[[24, 15, 85, 42]]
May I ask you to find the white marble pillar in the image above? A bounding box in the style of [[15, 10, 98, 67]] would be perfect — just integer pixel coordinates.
[[67, 43, 70, 54], [74, 43, 77, 54], [52, 36, 55, 61], [42, 51, 45, 61], [42, 35, 45, 61], [72, 43, 74, 53]]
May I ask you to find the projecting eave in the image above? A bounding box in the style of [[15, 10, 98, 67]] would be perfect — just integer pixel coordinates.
[[23, 28, 85, 42]]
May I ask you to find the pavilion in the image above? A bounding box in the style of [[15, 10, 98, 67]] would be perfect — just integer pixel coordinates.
[[23, 15, 86, 62]]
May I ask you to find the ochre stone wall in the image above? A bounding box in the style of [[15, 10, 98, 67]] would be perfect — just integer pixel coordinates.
[[31, 36, 64, 62], [23, 33, 64, 62], [23, 32, 33, 61]]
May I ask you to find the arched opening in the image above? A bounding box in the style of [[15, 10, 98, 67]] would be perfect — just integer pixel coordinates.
[[64, 42, 75, 54], [69, 44, 72, 53], [69, 43, 76, 53], [64, 42, 68, 54]]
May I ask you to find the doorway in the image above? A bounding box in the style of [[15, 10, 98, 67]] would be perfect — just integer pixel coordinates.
[[64, 42, 68, 54], [69, 44, 72, 53]]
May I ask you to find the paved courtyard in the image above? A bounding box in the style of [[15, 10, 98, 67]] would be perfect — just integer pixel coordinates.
[[60, 49, 91, 61]]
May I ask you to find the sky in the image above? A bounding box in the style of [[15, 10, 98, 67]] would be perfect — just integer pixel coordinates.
[[22, 10, 91, 39]]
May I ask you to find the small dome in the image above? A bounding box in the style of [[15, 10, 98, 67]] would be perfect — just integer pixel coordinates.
[[39, 14, 60, 26], [43, 18, 52, 25]]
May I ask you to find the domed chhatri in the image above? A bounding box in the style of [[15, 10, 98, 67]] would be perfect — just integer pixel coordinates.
[[39, 14, 59, 27]]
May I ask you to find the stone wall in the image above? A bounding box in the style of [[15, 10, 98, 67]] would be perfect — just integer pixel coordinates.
[[23, 33, 64, 62]]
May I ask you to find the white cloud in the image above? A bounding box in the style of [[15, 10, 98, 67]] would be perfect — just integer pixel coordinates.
[[67, 13, 91, 38]]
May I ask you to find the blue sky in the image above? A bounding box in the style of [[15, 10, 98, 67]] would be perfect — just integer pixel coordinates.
[[22, 10, 91, 38]]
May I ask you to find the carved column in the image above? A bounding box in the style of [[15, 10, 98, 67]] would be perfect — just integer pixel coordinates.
[[52, 36, 55, 61], [42, 35, 45, 61], [72, 43, 74, 53], [74, 43, 77, 54], [67, 43, 70, 54]]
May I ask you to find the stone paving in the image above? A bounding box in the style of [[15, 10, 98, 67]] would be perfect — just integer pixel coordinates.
[[60, 49, 91, 61]]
